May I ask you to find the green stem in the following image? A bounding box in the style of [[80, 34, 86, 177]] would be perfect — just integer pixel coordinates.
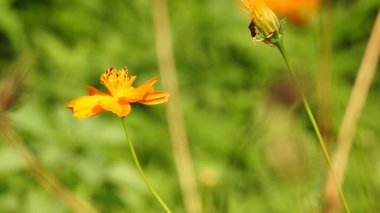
[[121, 117, 172, 213], [275, 41, 350, 213]]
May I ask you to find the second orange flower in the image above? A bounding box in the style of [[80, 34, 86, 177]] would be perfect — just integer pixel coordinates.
[[67, 67, 169, 119]]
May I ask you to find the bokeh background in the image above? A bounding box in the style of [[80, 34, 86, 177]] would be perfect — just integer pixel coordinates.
[[0, 0, 379, 212]]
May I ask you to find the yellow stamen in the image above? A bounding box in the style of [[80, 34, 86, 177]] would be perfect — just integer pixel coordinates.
[[100, 67, 136, 97]]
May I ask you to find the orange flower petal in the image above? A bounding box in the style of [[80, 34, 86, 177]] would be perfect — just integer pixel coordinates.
[[86, 86, 107, 96], [125, 77, 158, 102], [139, 92, 169, 105], [99, 97, 132, 117], [67, 95, 107, 119]]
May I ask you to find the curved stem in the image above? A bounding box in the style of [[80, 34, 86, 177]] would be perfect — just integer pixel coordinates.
[[275, 41, 351, 213], [121, 117, 172, 213]]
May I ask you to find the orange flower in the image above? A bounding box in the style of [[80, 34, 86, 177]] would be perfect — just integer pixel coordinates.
[[264, 0, 320, 25], [67, 67, 169, 119]]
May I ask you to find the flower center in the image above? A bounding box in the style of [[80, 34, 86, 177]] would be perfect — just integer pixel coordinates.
[[100, 67, 134, 96]]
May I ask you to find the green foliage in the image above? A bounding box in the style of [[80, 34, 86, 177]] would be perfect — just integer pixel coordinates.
[[0, 0, 379, 212]]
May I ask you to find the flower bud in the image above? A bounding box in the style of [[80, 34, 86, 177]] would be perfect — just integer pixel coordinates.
[[241, 0, 281, 39]]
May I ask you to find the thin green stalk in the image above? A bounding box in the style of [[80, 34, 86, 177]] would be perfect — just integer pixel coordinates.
[[275, 41, 350, 213], [121, 117, 172, 213]]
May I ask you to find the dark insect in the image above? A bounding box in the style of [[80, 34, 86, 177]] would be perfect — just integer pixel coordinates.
[[248, 20, 256, 38]]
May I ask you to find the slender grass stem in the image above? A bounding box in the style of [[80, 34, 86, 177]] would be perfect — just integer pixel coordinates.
[[152, 0, 202, 211], [121, 117, 172, 213], [275, 41, 350, 213], [325, 9, 380, 212]]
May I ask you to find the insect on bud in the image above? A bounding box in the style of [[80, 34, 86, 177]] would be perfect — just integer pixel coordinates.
[[241, 0, 282, 46]]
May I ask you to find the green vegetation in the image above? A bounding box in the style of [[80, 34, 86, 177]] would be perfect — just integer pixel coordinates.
[[0, 0, 379, 212]]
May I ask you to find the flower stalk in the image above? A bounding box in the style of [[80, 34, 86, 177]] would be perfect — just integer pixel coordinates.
[[274, 39, 350, 213], [121, 117, 172, 213], [240, 1, 350, 211]]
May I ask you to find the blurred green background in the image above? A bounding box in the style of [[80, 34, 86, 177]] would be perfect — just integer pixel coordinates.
[[0, 0, 379, 212]]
